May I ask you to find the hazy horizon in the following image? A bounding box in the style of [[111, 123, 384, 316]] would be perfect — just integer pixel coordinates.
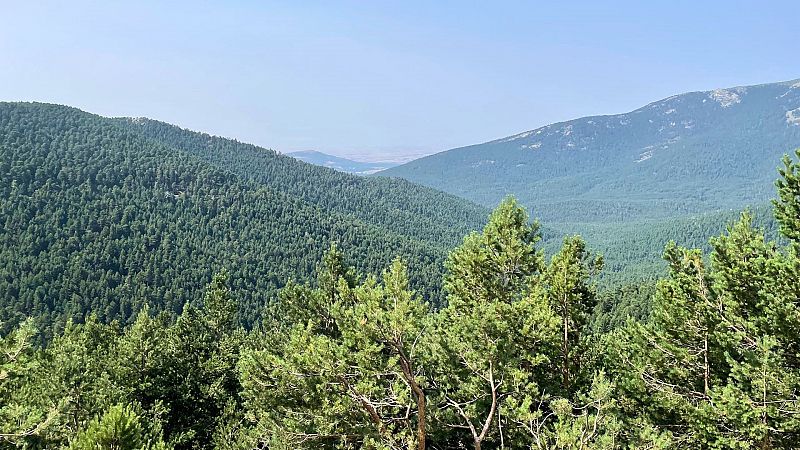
[[2, 1, 799, 161]]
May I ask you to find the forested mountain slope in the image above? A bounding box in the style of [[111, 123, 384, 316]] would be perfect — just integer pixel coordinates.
[[114, 117, 485, 246], [6, 154, 800, 448], [0, 102, 487, 331], [546, 202, 779, 286], [380, 79, 800, 224]]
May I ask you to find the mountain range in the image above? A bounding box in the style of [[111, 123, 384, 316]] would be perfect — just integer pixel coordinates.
[[376, 78, 800, 285], [380, 79, 800, 224], [3, 78, 799, 329]]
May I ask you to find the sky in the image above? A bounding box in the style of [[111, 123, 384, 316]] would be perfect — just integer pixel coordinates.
[[2, 1, 799, 161]]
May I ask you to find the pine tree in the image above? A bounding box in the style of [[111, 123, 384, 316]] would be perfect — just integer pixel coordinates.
[[775, 149, 800, 243], [240, 251, 431, 449], [203, 270, 237, 336], [0, 320, 60, 446], [159, 272, 243, 449], [435, 197, 558, 450], [69, 403, 169, 450], [541, 235, 603, 394], [617, 211, 800, 448]]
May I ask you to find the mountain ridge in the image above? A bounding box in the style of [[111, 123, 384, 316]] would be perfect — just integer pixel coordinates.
[[480, 78, 800, 147], [379, 78, 800, 224], [0, 102, 488, 329], [112, 114, 487, 245]]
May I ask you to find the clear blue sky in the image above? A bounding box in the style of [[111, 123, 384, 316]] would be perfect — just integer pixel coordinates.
[[2, 1, 799, 161]]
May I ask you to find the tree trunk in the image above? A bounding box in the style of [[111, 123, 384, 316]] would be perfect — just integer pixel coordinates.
[[411, 377, 426, 450], [563, 298, 570, 390], [703, 330, 710, 397], [397, 346, 426, 450]]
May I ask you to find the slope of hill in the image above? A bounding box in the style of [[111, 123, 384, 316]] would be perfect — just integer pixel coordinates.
[[546, 203, 779, 286], [0, 102, 488, 332], [380, 79, 800, 224], [114, 118, 486, 247], [286, 150, 399, 174]]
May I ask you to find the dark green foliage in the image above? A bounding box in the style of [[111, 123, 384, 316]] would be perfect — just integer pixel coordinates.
[[4, 157, 800, 447], [434, 197, 554, 448], [0, 319, 54, 447], [443, 196, 543, 307], [591, 281, 656, 334], [0, 276, 244, 449], [542, 236, 603, 392], [609, 201, 800, 447], [0, 102, 487, 333], [113, 117, 486, 248], [547, 203, 780, 288], [240, 254, 432, 449], [775, 149, 800, 243], [69, 404, 169, 450]]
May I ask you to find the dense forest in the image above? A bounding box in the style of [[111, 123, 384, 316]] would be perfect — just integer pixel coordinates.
[[0, 102, 488, 333], [547, 203, 781, 288], [112, 116, 485, 247], [2, 102, 787, 341], [3, 142, 800, 448]]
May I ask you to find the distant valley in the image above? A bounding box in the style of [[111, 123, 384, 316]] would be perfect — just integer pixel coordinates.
[[286, 150, 401, 174]]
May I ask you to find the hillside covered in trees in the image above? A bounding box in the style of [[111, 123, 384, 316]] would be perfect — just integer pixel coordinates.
[[380, 79, 800, 224], [0, 102, 488, 332], [381, 79, 800, 288], [3, 149, 800, 449], [2, 101, 780, 339], [4, 100, 800, 449]]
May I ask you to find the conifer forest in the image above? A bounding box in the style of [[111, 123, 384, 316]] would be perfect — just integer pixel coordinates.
[[3, 2, 800, 448]]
